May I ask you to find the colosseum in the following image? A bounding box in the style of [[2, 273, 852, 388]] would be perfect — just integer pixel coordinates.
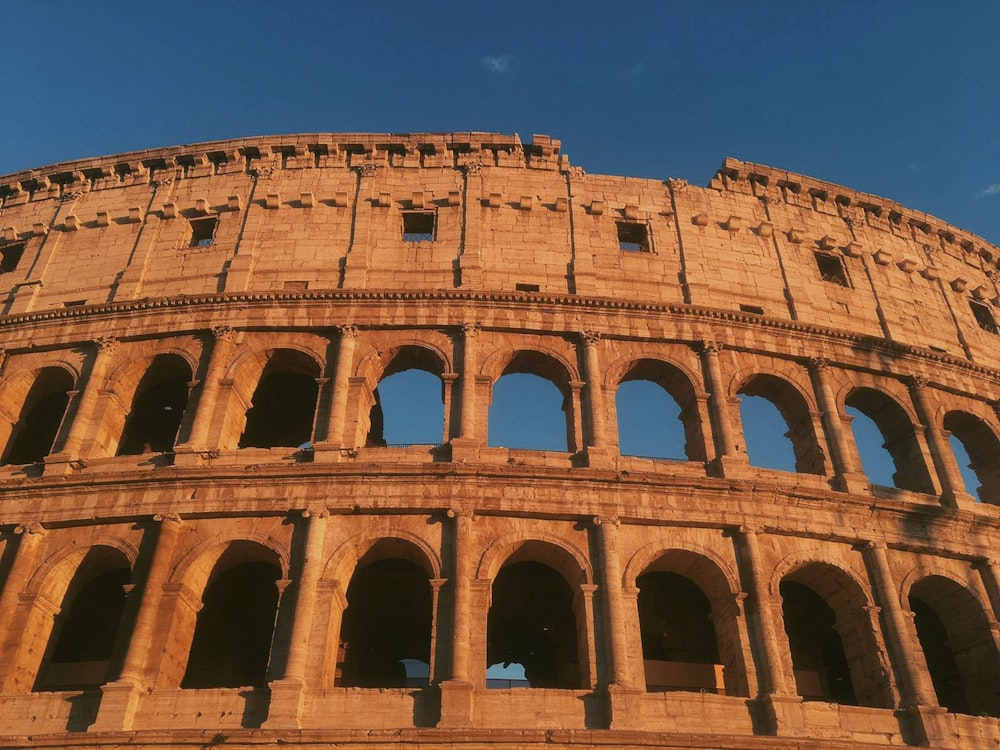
[[0, 131, 997, 750]]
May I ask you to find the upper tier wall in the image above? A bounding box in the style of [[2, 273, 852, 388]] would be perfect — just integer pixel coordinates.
[[0, 132, 998, 367]]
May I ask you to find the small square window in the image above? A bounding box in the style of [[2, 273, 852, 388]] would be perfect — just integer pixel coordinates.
[[617, 222, 649, 252], [402, 211, 435, 242], [515, 283, 540, 293], [189, 216, 218, 247], [0, 242, 25, 274], [815, 252, 850, 287], [970, 300, 998, 334]]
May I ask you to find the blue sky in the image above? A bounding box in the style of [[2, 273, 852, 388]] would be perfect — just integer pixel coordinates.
[[1, 1, 998, 244], [1, 2, 990, 496]]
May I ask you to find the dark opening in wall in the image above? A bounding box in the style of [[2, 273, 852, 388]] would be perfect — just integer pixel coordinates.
[[910, 597, 969, 713], [35, 548, 131, 691], [338, 557, 432, 688], [3, 367, 74, 465], [487, 561, 580, 689], [970, 300, 998, 334], [815, 252, 850, 287], [239, 350, 319, 449], [780, 580, 857, 704], [739, 304, 764, 315], [0, 242, 25, 274], [189, 216, 218, 247], [182, 552, 281, 689], [617, 222, 649, 252], [637, 572, 722, 693], [943, 410, 1000, 504], [515, 283, 540, 293], [118, 355, 191, 455], [402, 211, 435, 242]]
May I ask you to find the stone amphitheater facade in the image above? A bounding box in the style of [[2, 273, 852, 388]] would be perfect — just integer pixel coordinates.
[[0, 132, 998, 750]]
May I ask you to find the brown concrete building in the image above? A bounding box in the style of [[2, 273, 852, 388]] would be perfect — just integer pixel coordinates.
[[0, 132, 998, 749]]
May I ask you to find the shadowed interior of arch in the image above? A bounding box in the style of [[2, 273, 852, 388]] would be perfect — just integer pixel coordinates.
[[117, 354, 192, 455], [2, 367, 73, 465], [34, 547, 131, 692], [239, 350, 319, 449]]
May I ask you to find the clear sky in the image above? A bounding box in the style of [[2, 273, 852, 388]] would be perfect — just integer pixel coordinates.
[[1, 1, 998, 244]]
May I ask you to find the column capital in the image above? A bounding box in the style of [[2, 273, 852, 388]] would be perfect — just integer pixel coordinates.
[[806, 356, 829, 372], [907, 375, 930, 391], [152, 512, 182, 525], [593, 515, 620, 527], [580, 330, 601, 346], [95, 336, 119, 353], [700, 339, 724, 355], [338, 324, 359, 339], [210, 325, 237, 343], [13, 522, 45, 536], [460, 321, 481, 338]]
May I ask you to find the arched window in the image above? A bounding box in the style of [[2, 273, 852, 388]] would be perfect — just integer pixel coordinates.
[[779, 564, 890, 707], [845, 388, 934, 493], [739, 375, 824, 474], [616, 360, 705, 461], [118, 354, 192, 455], [3, 367, 74, 465], [337, 544, 432, 688], [637, 572, 722, 692], [909, 576, 1000, 716], [182, 544, 281, 688], [489, 352, 572, 452], [239, 350, 320, 449], [366, 346, 446, 447], [942, 411, 1000, 504], [35, 547, 131, 691], [487, 559, 580, 688]]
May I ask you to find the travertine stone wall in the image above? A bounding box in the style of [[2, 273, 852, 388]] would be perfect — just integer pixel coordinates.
[[0, 133, 998, 750]]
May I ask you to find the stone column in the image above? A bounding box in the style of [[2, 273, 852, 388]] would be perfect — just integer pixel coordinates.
[[977, 558, 1000, 622], [595, 517, 630, 687], [316, 325, 357, 459], [908, 377, 973, 508], [451, 323, 480, 463], [439, 509, 475, 727], [699, 340, 743, 476], [52, 336, 118, 464], [93, 514, 183, 731], [178, 326, 237, 454], [581, 331, 612, 468], [0, 524, 45, 677], [736, 528, 790, 697], [806, 357, 869, 493], [266, 509, 328, 729]]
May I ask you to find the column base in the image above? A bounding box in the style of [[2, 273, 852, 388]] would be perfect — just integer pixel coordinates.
[[583, 446, 614, 470], [437, 680, 474, 727], [755, 693, 805, 736], [606, 684, 644, 730], [941, 489, 978, 511], [262, 679, 306, 729], [906, 704, 956, 749], [709, 454, 749, 479], [91, 679, 143, 732], [449, 438, 482, 465], [833, 471, 871, 495], [310, 442, 355, 463]]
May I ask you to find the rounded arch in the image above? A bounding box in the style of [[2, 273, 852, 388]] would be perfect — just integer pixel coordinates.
[[476, 533, 592, 585], [355, 340, 453, 383], [943, 410, 1000, 504], [168, 534, 290, 595], [844, 385, 934, 493], [26, 538, 138, 599], [0, 361, 79, 407], [605, 355, 703, 396], [322, 531, 442, 585], [769, 552, 871, 602], [223, 342, 325, 389], [0, 365, 77, 465], [104, 347, 199, 402], [737, 372, 825, 475], [480, 348, 579, 394], [624, 541, 740, 597]]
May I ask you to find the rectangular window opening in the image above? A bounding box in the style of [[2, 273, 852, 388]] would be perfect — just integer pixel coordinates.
[[64, 299, 86, 308], [815, 252, 850, 287], [0, 242, 25, 274], [970, 300, 999, 334], [740, 304, 765, 315], [189, 216, 218, 248], [515, 283, 540, 293], [617, 221, 649, 252], [402, 211, 435, 242]]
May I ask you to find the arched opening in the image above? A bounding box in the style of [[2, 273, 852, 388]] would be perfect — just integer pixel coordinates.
[[3, 367, 74, 465], [943, 411, 1000, 504], [34, 547, 131, 691], [637, 572, 723, 693], [366, 346, 445, 447], [616, 359, 705, 461], [780, 564, 890, 707], [238, 349, 320, 449], [488, 352, 573, 452], [117, 354, 192, 455], [487, 559, 581, 688], [845, 388, 934, 493], [909, 576, 1000, 716], [337, 541, 433, 688], [739, 375, 824, 474], [182, 543, 281, 688]]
